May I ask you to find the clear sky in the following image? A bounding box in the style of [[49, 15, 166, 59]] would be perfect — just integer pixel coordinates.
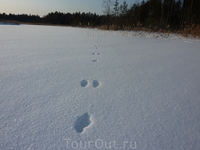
[[1, 0, 143, 17]]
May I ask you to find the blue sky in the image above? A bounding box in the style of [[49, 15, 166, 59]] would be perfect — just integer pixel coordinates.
[[1, 0, 143, 16]]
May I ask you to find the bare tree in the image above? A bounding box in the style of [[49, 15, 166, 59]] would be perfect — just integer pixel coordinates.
[[119, 0, 128, 16], [113, 0, 119, 17], [102, 0, 113, 16], [102, 0, 113, 30]]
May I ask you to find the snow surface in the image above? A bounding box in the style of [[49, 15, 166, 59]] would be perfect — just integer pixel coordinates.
[[0, 25, 200, 150]]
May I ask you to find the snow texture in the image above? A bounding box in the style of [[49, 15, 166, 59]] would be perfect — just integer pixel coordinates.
[[0, 25, 200, 150]]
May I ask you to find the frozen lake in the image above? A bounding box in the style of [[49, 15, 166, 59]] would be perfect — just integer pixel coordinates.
[[1, 25, 200, 150]]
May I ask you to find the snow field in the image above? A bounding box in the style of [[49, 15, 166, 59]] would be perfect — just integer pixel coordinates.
[[0, 25, 200, 150]]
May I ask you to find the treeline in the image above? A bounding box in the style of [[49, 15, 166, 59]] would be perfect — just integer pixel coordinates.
[[108, 0, 200, 31], [43, 12, 105, 27], [0, 13, 42, 23], [0, 12, 106, 27]]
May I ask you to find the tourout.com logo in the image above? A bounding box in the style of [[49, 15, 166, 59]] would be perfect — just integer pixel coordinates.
[[63, 138, 137, 149]]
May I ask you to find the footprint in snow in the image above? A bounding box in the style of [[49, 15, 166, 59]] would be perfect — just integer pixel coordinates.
[[74, 113, 92, 133], [80, 80, 88, 87], [80, 80, 100, 88], [95, 45, 100, 49], [93, 80, 100, 88], [92, 53, 101, 55]]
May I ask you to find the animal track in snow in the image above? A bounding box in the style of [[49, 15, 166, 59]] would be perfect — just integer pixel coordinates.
[[93, 80, 100, 88], [80, 80, 100, 88], [74, 113, 92, 133], [92, 60, 98, 62], [80, 80, 88, 87], [95, 45, 100, 49], [92, 53, 100, 55]]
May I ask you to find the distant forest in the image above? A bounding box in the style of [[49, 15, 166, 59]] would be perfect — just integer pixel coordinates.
[[0, 12, 104, 27], [1, 0, 200, 36]]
